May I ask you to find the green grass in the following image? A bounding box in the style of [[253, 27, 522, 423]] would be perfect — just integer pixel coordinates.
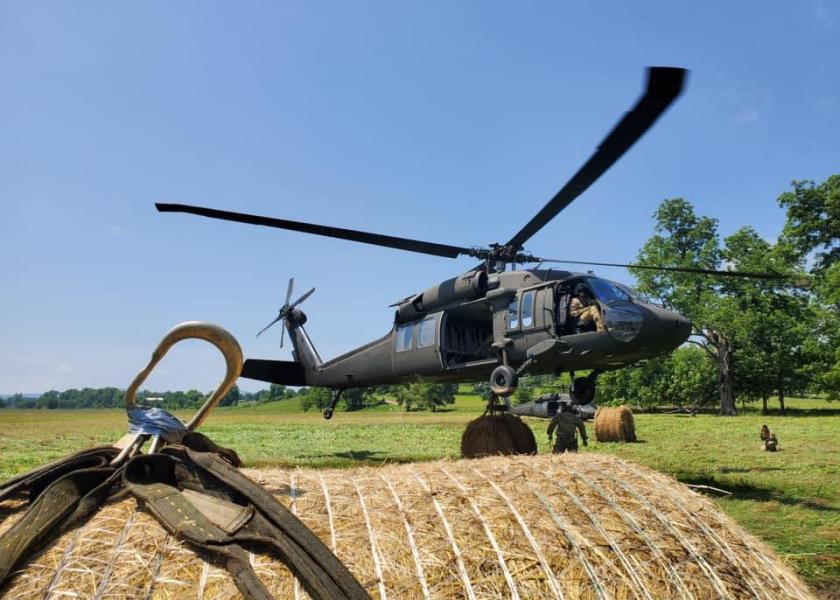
[[0, 396, 837, 595]]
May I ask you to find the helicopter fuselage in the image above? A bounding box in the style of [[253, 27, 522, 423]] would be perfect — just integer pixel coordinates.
[[242, 269, 692, 391]]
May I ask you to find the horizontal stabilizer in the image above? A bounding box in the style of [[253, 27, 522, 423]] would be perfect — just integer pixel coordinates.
[[241, 359, 307, 386]]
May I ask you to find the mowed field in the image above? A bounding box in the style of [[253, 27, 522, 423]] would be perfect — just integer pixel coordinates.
[[1, 396, 838, 596]]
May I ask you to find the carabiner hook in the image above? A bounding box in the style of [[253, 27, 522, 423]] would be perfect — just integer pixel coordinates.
[[112, 321, 243, 465]]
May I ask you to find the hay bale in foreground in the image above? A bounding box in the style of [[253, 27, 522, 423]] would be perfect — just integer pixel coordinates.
[[0, 454, 813, 599], [595, 405, 637, 442], [461, 413, 537, 458]]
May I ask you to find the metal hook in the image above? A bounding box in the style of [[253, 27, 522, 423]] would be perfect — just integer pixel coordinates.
[[112, 321, 243, 465]]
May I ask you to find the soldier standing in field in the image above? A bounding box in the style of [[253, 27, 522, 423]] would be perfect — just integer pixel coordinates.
[[547, 403, 589, 453], [569, 284, 605, 333]]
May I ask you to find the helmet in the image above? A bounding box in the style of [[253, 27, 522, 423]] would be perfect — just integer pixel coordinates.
[[574, 283, 587, 295]]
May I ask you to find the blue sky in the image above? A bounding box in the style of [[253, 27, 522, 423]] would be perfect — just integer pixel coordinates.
[[2, 1, 838, 393]]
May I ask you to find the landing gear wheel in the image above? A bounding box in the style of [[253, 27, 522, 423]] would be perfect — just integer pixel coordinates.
[[571, 376, 596, 405], [489, 365, 518, 397]]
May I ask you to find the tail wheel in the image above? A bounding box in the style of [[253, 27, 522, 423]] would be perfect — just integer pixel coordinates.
[[490, 365, 518, 397]]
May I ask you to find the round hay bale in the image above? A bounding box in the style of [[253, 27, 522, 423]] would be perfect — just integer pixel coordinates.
[[0, 454, 814, 599], [460, 413, 537, 458], [595, 405, 637, 442]]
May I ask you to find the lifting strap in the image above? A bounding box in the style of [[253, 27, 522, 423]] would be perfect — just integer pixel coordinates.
[[0, 434, 371, 600], [125, 449, 370, 600], [0, 446, 118, 503]]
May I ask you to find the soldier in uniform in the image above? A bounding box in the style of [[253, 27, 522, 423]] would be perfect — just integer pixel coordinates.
[[569, 284, 605, 333], [547, 402, 589, 453], [760, 425, 778, 452]]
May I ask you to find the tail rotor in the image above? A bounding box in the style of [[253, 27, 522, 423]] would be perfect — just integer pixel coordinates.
[[257, 277, 316, 347]]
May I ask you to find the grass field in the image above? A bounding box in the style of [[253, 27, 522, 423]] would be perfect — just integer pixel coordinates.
[[1, 396, 837, 596]]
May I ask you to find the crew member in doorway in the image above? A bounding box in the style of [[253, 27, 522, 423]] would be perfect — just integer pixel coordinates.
[[547, 403, 588, 453], [570, 284, 605, 332]]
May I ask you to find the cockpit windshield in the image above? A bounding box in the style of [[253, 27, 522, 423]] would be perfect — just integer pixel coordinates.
[[615, 282, 649, 302], [587, 278, 631, 303]]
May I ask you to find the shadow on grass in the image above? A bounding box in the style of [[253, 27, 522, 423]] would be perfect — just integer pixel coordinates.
[[758, 407, 840, 417], [717, 466, 786, 474], [678, 474, 839, 513], [638, 404, 840, 417]]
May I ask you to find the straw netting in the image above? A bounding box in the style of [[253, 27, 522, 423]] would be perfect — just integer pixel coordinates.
[[594, 406, 637, 443], [0, 453, 814, 599]]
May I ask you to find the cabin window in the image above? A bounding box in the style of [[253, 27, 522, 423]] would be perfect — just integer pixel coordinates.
[[521, 291, 535, 328], [395, 322, 414, 352], [416, 315, 437, 348], [507, 297, 519, 329]]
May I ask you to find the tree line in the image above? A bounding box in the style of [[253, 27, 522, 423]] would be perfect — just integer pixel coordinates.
[[0, 384, 296, 410], [0, 382, 459, 413]]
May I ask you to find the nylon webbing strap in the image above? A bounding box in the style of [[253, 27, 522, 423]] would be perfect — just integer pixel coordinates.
[[0, 434, 369, 600], [184, 448, 369, 599], [0, 446, 118, 503], [0, 467, 116, 583], [124, 451, 371, 600]]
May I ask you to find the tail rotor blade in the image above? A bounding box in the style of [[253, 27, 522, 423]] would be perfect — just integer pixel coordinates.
[[285, 277, 294, 306], [291, 287, 315, 309], [280, 324, 286, 348], [257, 313, 284, 337]]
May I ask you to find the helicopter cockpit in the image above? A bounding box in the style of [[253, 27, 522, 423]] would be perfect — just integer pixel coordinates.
[[557, 277, 643, 340]]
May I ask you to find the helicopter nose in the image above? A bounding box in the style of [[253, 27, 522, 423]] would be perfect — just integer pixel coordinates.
[[674, 312, 692, 341], [639, 304, 692, 351]]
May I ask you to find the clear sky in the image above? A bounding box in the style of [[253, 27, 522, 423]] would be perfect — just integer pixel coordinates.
[[2, 1, 838, 394]]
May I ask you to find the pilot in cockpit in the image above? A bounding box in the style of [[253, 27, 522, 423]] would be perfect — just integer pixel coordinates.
[[569, 283, 605, 333]]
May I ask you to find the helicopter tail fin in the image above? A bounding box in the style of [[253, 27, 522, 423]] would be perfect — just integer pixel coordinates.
[[241, 359, 308, 386], [239, 318, 322, 387]]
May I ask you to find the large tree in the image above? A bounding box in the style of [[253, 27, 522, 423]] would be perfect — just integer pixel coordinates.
[[631, 199, 739, 414], [720, 227, 811, 412], [778, 176, 840, 399], [631, 200, 806, 414]]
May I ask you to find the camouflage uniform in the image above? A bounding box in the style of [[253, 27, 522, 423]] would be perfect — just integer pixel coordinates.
[[761, 425, 778, 452], [569, 297, 605, 332], [547, 411, 588, 453]]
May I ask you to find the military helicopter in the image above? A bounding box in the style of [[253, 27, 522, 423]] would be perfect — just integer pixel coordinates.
[[157, 67, 781, 422]]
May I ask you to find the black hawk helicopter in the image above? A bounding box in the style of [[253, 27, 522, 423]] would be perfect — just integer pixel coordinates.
[[157, 67, 781, 423]]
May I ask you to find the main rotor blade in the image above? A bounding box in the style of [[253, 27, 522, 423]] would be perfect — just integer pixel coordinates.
[[539, 258, 786, 280], [156, 203, 473, 259], [506, 67, 687, 250], [290, 286, 315, 309]]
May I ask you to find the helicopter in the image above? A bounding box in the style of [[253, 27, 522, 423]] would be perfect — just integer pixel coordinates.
[[157, 67, 782, 422]]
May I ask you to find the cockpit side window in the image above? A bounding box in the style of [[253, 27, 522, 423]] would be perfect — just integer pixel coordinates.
[[521, 291, 535, 328], [507, 297, 519, 329], [588, 278, 630, 303]]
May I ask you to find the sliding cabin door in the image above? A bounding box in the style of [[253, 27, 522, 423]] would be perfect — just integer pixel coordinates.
[[392, 313, 444, 379]]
